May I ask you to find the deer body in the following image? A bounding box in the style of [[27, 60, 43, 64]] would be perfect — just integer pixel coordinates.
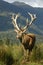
[[11, 12, 36, 59], [17, 33, 36, 52]]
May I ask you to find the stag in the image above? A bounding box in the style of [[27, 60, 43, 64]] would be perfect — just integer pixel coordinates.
[[11, 13, 36, 60]]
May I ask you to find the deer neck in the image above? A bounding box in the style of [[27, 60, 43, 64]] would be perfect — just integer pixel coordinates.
[[19, 33, 26, 43], [19, 37, 22, 43], [19, 34, 24, 43]]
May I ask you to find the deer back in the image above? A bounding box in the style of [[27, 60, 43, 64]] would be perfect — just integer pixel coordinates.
[[22, 33, 36, 46]]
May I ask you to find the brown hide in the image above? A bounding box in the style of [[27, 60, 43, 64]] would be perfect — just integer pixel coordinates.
[[21, 33, 36, 52]]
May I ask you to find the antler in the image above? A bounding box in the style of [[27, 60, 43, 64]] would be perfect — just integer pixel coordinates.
[[28, 12, 36, 26], [22, 12, 36, 33], [11, 13, 20, 31], [11, 13, 36, 33]]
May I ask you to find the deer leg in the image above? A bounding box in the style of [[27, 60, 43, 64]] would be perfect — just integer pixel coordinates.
[[25, 49, 29, 61], [21, 44, 27, 60], [27, 49, 33, 61], [22, 47, 29, 61]]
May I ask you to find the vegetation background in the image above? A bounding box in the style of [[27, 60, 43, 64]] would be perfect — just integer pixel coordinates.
[[0, 38, 43, 65]]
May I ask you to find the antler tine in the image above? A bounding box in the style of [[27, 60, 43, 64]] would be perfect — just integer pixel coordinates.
[[12, 13, 20, 31], [22, 12, 36, 33], [21, 18, 29, 33], [23, 18, 29, 29], [28, 12, 36, 26]]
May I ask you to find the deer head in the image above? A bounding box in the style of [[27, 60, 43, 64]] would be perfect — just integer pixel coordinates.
[[11, 12, 36, 39]]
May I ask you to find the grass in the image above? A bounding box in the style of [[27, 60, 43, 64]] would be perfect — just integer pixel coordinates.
[[0, 43, 43, 65]]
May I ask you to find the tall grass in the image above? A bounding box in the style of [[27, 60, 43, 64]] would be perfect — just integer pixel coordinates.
[[0, 42, 43, 65]]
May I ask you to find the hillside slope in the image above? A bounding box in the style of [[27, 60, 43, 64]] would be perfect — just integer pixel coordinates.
[[0, 0, 43, 39]]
